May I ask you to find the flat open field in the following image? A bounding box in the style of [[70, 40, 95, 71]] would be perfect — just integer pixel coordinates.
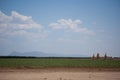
[[0, 68, 120, 80], [0, 58, 120, 68], [0, 58, 120, 80]]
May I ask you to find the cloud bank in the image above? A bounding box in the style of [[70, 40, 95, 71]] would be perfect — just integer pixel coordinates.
[[0, 11, 45, 39], [0, 11, 95, 40]]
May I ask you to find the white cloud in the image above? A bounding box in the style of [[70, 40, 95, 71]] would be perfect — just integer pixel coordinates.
[[0, 11, 45, 39], [49, 19, 95, 35], [49, 19, 81, 30], [11, 11, 32, 21], [0, 11, 12, 23]]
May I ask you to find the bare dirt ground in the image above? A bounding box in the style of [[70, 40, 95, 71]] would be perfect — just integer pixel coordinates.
[[0, 68, 120, 80]]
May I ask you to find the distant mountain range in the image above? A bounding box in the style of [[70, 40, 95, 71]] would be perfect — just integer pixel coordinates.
[[9, 51, 85, 57], [9, 51, 55, 57]]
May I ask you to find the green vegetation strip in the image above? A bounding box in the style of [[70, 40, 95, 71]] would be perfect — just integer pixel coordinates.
[[0, 58, 120, 68]]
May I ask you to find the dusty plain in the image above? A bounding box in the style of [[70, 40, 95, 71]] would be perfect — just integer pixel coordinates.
[[0, 68, 120, 80]]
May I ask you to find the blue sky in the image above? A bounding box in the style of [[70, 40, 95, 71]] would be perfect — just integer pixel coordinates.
[[0, 0, 120, 57]]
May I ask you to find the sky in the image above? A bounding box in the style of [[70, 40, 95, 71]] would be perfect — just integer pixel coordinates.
[[0, 0, 120, 57]]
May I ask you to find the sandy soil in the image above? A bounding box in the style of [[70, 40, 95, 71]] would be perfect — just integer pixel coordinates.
[[0, 68, 120, 80]]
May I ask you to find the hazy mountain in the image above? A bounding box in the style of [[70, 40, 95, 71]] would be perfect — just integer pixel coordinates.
[[9, 51, 86, 57], [9, 51, 51, 57]]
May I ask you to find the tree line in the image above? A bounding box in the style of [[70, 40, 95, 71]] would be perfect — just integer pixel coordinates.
[[92, 53, 109, 60]]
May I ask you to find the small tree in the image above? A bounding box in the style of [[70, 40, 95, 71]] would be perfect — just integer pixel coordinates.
[[96, 53, 100, 59], [104, 53, 107, 60], [92, 54, 95, 60]]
